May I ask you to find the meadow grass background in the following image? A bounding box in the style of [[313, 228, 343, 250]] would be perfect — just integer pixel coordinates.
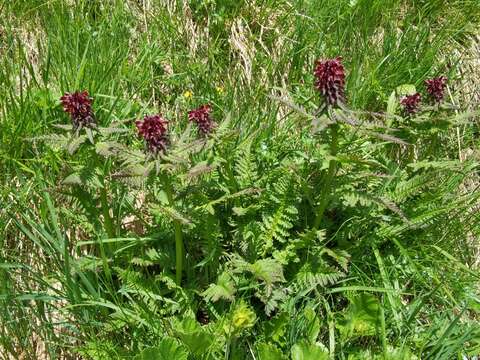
[[1, 0, 480, 359]]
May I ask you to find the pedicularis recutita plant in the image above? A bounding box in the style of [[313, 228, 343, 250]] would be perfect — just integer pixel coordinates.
[[30, 57, 464, 358], [136, 113, 187, 284], [312, 57, 346, 229]]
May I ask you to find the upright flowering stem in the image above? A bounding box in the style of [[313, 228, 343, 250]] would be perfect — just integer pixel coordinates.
[[97, 163, 115, 280], [135, 114, 184, 284], [99, 173, 115, 240], [313, 57, 345, 229], [61, 91, 115, 254], [92, 139, 116, 267], [313, 122, 339, 229], [162, 174, 184, 285]]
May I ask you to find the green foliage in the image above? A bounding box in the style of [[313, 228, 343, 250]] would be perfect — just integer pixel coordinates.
[[337, 293, 381, 339], [202, 272, 236, 302], [291, 342, 329, 360], [135, 338, 189, 360], [174, 318, 214, 356], [257, 343, 287, 360]]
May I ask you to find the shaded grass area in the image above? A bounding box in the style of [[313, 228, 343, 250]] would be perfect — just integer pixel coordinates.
[[1, 1, 480, 359]]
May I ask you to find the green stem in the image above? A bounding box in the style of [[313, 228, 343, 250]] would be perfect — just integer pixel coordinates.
[[86, 138, 114, 279], [163, 174, 184, 285], [313, 123, 339, 229], [174, 219, 184, 285], [95, 148, 115, 240], [99, 184, 115, 239], [93, 147, 115, 262]]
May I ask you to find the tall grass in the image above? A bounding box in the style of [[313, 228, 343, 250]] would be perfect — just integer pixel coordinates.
[[1, 0, 480, 359]]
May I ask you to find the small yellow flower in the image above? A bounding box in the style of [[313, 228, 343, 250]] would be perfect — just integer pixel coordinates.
[[215, 86, 224, 95], [183, 90, 193, 99]]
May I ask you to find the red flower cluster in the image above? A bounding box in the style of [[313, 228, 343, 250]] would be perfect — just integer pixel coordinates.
[[188, 104, 215, 135], [135, 115, 169, 154], [314, 57, 346, 107], [425, 76, 447, 103], [60, 91, 96, 129], [401, 93, 422, 115]]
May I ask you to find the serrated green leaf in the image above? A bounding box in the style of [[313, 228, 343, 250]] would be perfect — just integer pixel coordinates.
[[249, 259, 285, 284], [337, 293, 381, 339], [151, 205, 192, 226], [203, 272, 236, 302], [135, 338, 188, 360], [62, 173, 82, 185], [396, 84, 416, 97], [291, 341, 329, 360], [257, 342, 286, 360], [67, 135, 88, 154], [85, 128, 95, 144], [175, 317, 213, 355]]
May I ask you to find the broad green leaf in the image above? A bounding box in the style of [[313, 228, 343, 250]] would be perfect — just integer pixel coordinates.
[[175, 317, 213, 355], [202, 272, 236, 302], [386, 90, 397, 117], [303, 308, 321, 343], [395, 84, 416, 97], [291, 341, 329, 360], [264, 313, 288, 345], [337, 293, 381, 339], [135, 338, 188, 360], [256, 342, 286, 360]]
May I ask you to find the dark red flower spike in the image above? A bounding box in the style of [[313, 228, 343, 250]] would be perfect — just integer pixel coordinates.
[[60, 91, 96, 130], [188, 104, 216, 135], [401, 93, 422, 115], [314, 57, 346, 107], [425, 76, 447, 103], [135, 114, 169, 154]]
